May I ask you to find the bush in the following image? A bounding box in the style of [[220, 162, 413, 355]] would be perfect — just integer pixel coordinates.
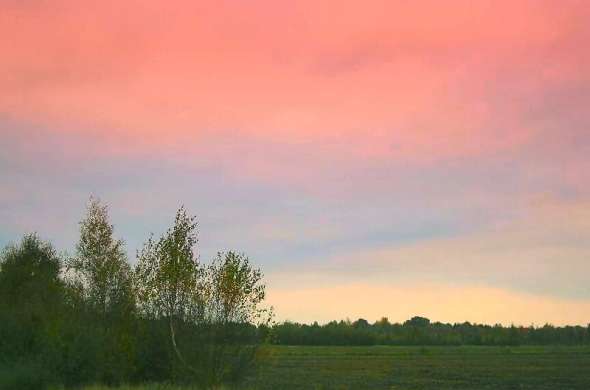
[[0, 361, 55, 390]]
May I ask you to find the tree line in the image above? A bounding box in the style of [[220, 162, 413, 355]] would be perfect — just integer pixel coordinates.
[[0, 198, 271, 389], [272, 316, 590, 346]]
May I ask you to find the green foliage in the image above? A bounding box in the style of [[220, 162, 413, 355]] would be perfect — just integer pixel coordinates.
[[188, 251, 273, 386], [404, 316, 430, 327], [272, 317, 590, 346], [67, 196, 134, 316], [61, 197, 138, 385], [134, 207, 202, 380], [135, 206, 201, 322], [0, 234, 62, 315], [0, 206, 271, 389], [204, 251, 271, 326], [0, 200, 270, 389], [134, 210, 272, 387], [0, 361, 55, 390], [0, 234, 65, 365]]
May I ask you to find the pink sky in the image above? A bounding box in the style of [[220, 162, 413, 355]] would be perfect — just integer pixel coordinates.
[[1, 0, 589, 325]]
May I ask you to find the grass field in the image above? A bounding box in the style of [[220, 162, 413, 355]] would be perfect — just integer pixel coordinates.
[[85, 345, 590, 389], [245, 345, 590, 389]]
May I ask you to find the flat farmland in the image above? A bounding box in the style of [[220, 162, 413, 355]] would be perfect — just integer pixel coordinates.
[[243, 345, 590, 389], [82, 345, 590, 389]]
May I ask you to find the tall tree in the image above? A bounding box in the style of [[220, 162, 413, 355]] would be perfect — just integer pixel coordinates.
[[200, 251, 273, 385], [0, 234, 67, 390], [134, 206, 202, 371], [67, 197, 133, 316], [204, 251, 270, 326], [0, 234, 62, 311], [66, 197, 136, 386]]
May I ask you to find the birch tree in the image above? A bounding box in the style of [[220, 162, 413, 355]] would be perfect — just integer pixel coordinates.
[[68, 197, 133, 316], [134, 206, 202, 371]]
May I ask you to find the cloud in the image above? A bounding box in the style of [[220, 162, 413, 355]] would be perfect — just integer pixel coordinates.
[[2, 0, 588, 162], [268, 196, 590, 302]]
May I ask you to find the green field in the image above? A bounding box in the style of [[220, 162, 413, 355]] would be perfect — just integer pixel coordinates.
[[84, 345, 590, 389], [246, 345, 590, 389]]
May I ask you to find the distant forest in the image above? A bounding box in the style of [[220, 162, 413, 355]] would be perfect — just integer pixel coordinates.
[[271, 316, 590, 346], [1, 198, 589, 389]]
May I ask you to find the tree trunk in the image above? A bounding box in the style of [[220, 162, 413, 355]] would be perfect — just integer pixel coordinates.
[[169, 318, 200, 376]]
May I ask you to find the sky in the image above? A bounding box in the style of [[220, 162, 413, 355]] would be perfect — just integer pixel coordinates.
[[1, 0, 589, 326]]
